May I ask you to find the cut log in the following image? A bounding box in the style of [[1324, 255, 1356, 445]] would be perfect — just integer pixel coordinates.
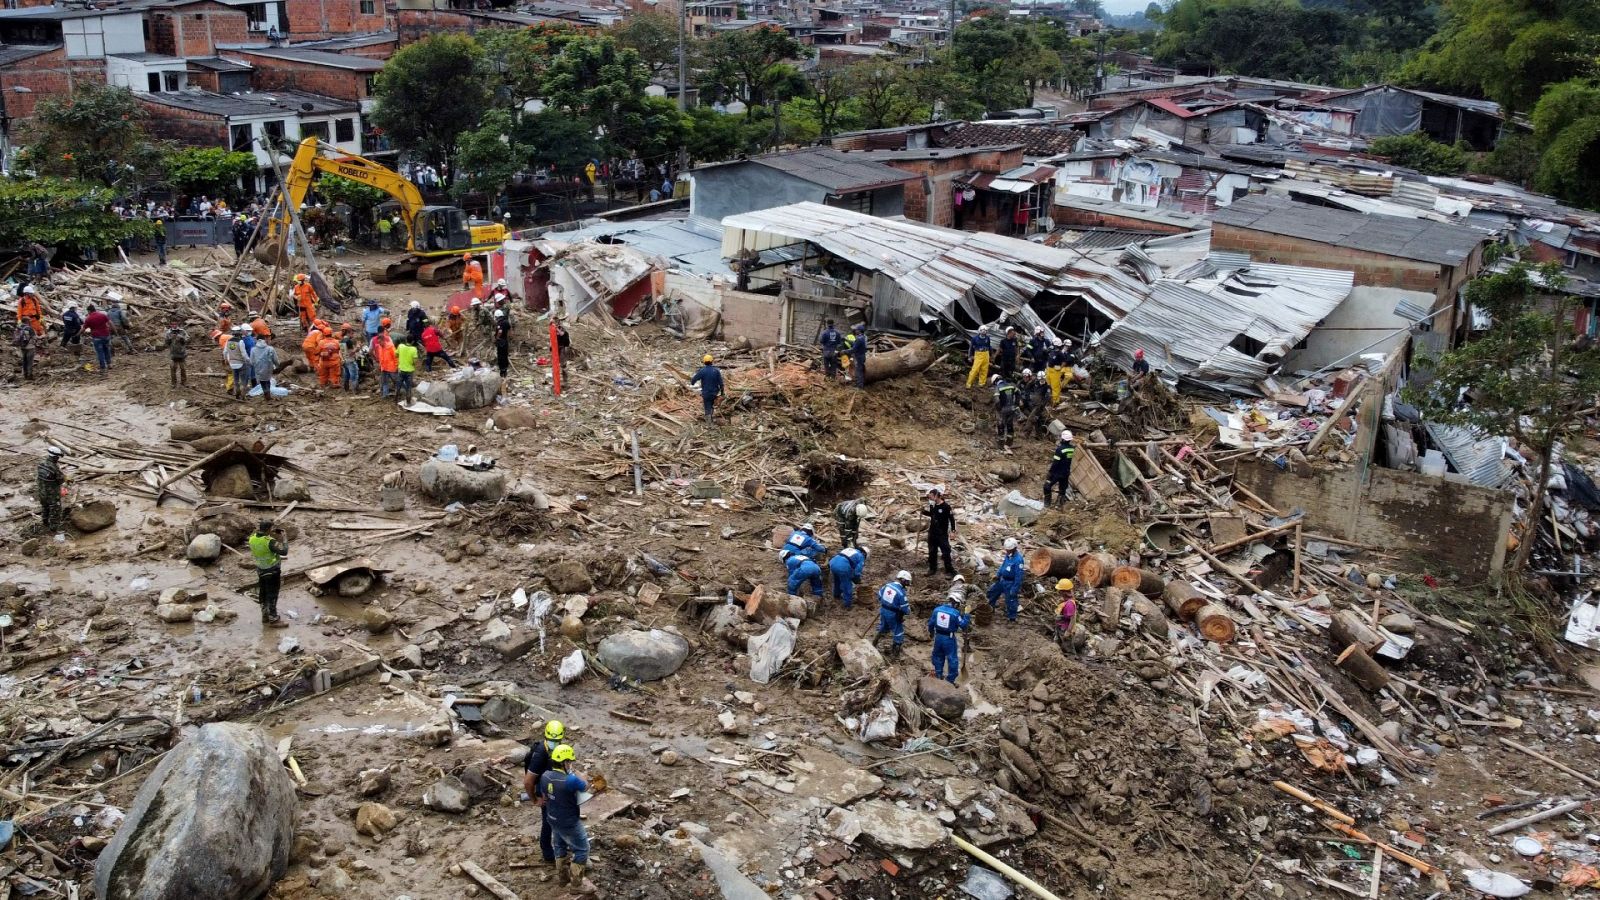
[[1026, 547, 1079, 578], [1193, 603, 1237, 643], [1111, 566, 1165, 596], [1335, 644, 1389, 692], [1076, 552, 1117, 588], [769, 525, 788, 549], [862, 339, 937, 384], [1130, 597, 1172, 640], [1161, 581, 1207, 623], [1330, 609, 1385, 654]]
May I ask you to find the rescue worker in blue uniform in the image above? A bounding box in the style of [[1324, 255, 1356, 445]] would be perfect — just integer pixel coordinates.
[[519, 720, 567, 866], [784, 522, 827, 562], [828, 545, 868, 608], [782, 547, 824, 598], [1044, 430, 1075, 506], [987, 537, 1025, 621], [818, 318, 844, 381], [690, 353, 725, 424], [875, 570, 913, 656], [846, 322, 868, 388], [1025, 326, 1051, 372], [928, 598, 972, 684]]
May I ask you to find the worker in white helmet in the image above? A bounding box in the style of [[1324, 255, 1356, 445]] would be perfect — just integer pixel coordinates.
[[874, 570, 913, 657], [987, 537, 1025, 622]]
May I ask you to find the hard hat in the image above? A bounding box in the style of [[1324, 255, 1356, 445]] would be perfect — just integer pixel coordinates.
[[895, 570, 912, 583], [1034, 326, 1044, 334], [801, 523, 815, 534], [257, 518, 273, 531], [46, 445, 63, 457], [219, 301, 232, 311], [340, 322, 352, 332], [470, 297, 482, 307], [549, 743, 575, 764], [22, 285, 38, 295], [544, 720, 566, 741], [1134, 349, 1145, 359], [380, 316, 392, 327], [462, 252, 473, 260], [493, 309, 505, 319], [1053, 338, 1063, 347], [1062, 430, 1074, 441], [1057, 578, 1075, 591], [495, 279, 506, 288], [779, 547, 793, 560], [410, 300, 421, 309], [702, 354, 713, 363], [294, 273, 308, 282], [366, 298, 378, 306], [855, 503, 876, 520], [978, 324, 990, 333], [1021, 368, 1033, 378], [1003, 537, 1018, 551], [989, 375, 1001, 385]]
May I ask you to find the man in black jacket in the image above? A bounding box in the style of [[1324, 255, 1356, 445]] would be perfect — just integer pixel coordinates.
[[923, 488, 956, 577]]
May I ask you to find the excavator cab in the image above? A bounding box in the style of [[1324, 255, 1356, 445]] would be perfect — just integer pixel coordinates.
[[413, 206, 472, 254]]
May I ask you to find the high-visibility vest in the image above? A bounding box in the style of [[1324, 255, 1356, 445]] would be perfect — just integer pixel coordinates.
[[248, 532, 280, 570]]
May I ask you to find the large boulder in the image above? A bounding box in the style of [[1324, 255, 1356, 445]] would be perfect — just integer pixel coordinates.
[[186, 534, 222, 564], [918, 675, 968, 721], [836, 640, 885, 681], [95, 723, 295, 900], [492, 407, 539, 430], [188, 511, 255, 546], [597, 629, 691, 682], [545, 559, 593, 593], [418, 369, 503, 412], [207, 464, 255, 499], [418, 459, 506, 504], [270, 475, 312, 502], [69, 499, 118, 533]]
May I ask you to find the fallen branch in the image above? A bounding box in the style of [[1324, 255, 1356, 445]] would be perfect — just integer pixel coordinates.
[[951, 834, 1063, 900]]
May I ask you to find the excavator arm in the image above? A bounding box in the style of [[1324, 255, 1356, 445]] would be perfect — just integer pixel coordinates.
[[273, 136, 427, 254]]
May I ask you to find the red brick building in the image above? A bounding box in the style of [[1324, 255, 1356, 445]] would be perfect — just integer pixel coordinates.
[[0, 44, 106, 121], [223, 46, 382, 103], [145, 0, 251, 58], [285, 0, 386, 40], [843, 145, 1025, 228]]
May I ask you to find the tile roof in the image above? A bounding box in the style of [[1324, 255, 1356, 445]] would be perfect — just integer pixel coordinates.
[[1211, 195, 1489, 265], [139, 88, 357, 117], [707, 147, 920, 192], [227, 46, 384, 71], [936, 122, 1081, 156]]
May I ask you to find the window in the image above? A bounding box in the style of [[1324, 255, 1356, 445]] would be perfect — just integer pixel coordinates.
[[360, 0, 374, 13], [301, 121, 329, 142], [263, 119, 286, 142], [364, 74, 376, 95], [231, 124, 253, 151], [147, 72, 161, 92], [163, 71, 181, 92], [335, 117, 355, 143]]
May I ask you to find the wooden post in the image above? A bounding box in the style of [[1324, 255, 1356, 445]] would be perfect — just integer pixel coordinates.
[[1025, 547, 1078, 578], [549, 321, 562, 396], [1209, 518, 1300, 554], [1335, 643, 1389, 692], [1292, 523, 1303, 595], [1110, 566, 1165, 596], [1330, 609, 1385, 654]]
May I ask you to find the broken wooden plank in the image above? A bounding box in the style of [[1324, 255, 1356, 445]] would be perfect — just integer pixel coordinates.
[[458, 859, 520, 900]]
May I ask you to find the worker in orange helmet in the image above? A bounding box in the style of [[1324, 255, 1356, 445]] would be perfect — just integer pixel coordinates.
[[446, 302, 465, 352], [16, 284, 46, 336], [461, 253, 484, 299], [301, 324, 324, 369], [217, 301, 234, 334], [292, 274, 318, 332], [249, 314, 272, 340], [316, 327, 342, 388]]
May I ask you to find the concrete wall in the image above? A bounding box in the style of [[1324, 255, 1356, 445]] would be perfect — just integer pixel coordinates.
[[690, 163, 905, 222], [62, 13, 144, 58], [229, 52, 370, 101], [0, 49, 106, 121], [880, 146, 1023, 227], [147, 3, 250, 58], [718, 285, 785, 345], [1234, 458, 1512, 581], [1281, 285, 1426, 372]]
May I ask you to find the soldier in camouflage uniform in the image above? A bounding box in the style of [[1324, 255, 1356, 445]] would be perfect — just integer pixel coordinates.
[[36, 446, 65, 532]]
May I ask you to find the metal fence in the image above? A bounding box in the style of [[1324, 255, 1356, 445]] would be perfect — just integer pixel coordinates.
[[164, 218, 237, 247]]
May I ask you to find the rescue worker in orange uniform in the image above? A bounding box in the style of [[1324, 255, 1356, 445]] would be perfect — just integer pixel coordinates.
[[446, 303, 465, 352], [249, 314, 272, 340], [292, 274, 318, 331], [462, 253, 484, 299], [316, 327, 342, 388], [302, 321, 326, 368], [217, 301, 234, 334], [16, 284, 46, 336], [371, 318, 399, 398]]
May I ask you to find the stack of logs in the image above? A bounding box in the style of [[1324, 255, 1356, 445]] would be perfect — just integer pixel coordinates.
[[1028, 547, 1235, 643]]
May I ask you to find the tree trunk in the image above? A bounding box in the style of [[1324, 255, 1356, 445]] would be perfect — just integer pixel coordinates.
[[1025, 547, 1078, 578], [1193, 603, 1237, 643], [1162, 580, 1206, 622], [1335, 643, 1390, 692], [1076, 552, 1117, 588], [1111, 566, 1165, 596], [1513, 436, 1556, 573], [862, 339, 938, 384]]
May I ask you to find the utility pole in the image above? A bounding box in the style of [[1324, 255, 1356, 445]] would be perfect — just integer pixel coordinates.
[[676, 0, 690, 185], [948, 0, 957, 48]]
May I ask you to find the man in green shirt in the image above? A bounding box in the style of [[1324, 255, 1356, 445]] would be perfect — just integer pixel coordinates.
[[248, 520, 288, 628], [377, 215, 393, 250], [395, 337, 420, 405]]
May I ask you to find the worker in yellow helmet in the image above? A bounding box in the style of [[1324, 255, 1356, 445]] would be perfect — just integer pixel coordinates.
[[690, 353, 724, 424], [1055, 578, 1077, 652], [539, 743, 597, 894], [521, 720, 568, 867]]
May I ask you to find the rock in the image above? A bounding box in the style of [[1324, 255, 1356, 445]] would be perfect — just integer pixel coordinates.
[[186, 534, 223, 563], [545, 560, 594, 594], [492, 407, 539, 430], [507, 479, 551, 509], [190, 511, 255, 546], [159, 586, 208, 605], [318, 866, 353, 896], [423, 776, 471, 814], [155, 603, 194, 624], [1380, 612, 1416, 634], [69, 499, 118, 533], [917, 676, 967, 720], [478, 618, 513, 646], [491, 627, 539, 661], [417, 459, 506, 505], [427, 369, 503, 411], [659, 750, 680, 766], [393, 644, 424, 668], [271, 475, 312, 503], [95, 723, 295, 900], [480, 697, 514, 723], [988, 461, 1023, 483], [851, 799, 949, 850], [999, 738, 1041, 785], [597, 629, 690, 682], [836, 640, 885, 681], [412, 721, 452, 747], [824, 807, 862, 843], [357, 769, 390, 797], [717, 711, 742, 735], [207, 464, 255, 499], [358, 607, 394, 634], [355, 802, 398, 837]]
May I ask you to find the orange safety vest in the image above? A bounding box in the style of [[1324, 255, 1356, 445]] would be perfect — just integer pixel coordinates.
[[464, 261, 483, 285], [17, 294, 41, 322], [372, 335, 398, 372], [250, 318, 271, 338], [302, 330, 322, 358], [318, 335, 341, 365]]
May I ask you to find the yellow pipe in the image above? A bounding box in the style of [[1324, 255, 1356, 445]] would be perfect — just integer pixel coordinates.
[[951, 834, 1064, 900]]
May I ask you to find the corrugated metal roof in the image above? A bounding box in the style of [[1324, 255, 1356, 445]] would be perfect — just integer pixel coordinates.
[[1425, 423, 1513, 488], [700, 147, 919, 192], [1213, 195, 1488, 265]]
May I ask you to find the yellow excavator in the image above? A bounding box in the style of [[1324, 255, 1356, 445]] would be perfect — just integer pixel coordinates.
[[260, 136, 507, 285]]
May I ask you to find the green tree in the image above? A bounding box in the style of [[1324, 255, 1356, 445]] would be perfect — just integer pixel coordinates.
[[0, 177, 158, 251], [611, 11, 684, 79], [1530, 79, 1600, 148], [371, 34, 491, 180], [516, 110, 603, 174], [314, 172, 388, 220], [1472, 133, 1540, 187], [1368, 133, 1469, 175], [1402, 0, 1599, 116], [543, 35, 680, 160], [703, 26, 812, 108], [683, 106, 767, 161], [841, 59, 921, 129], [1405, 262, 1600, 573], [1153, 0, 1359, 84], [19, 83, 163, 188], [453, 109, 529, 199], [162, 147, 257, 201], [1535, 116, 1600, 210], [477, 23, 581, 110]]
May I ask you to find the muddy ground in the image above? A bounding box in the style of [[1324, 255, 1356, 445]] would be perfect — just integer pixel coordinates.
[[5, 247, 1600, 900]]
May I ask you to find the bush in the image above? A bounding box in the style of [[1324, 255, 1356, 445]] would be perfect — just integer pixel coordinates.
[[1471, 133, 1540, 186], [1368, 133, 1470, 175]]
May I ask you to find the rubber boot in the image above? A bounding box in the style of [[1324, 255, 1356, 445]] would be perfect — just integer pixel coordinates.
[[570, 863, 598, 895], [555, 858, 572, 886]]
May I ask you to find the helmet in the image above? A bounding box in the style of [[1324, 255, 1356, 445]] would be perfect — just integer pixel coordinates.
[[1057, 578, 1075, 591], [495, 279, 506, 288], [895, 570, 912, 584], [470, 297, 482, 307], [1053, 338, 1063, 347], [978, 324, 990, 334], [800, 523, 815, 534], [410, 300, 421, 309], [544, 720, 566, 741], [1134, 349, 1145, 359], [549, 743, 575, 764], [294, 273, 308, 282], [1061, 430, 1074, 441], [1003, 538, 1018, 551], [493, 309, 505, 319], [46, 446, 63, 457], [1021, 368, 1033, 378], [1034, 326, 1044, 334], [779, 547, 793, 561], [366, 299, 378, 307], [219, 301, 232, 312], [380, 316, 392, 327], [855, 502, 876, 520], [22, 285, 38, 295], [989, 375, 1001, 385], [462, 252, 473, 261], [702, 354, 713, 363]]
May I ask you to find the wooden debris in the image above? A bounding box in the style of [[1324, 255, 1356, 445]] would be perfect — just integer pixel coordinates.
[[458, 859, 521, 900], [1162, 581, 1206, 622], [1076, 552, 1117, 588], [1025, 547, 1078, 578], [1110, 566, 1165, 596], [1335, 644, 1390, 693]]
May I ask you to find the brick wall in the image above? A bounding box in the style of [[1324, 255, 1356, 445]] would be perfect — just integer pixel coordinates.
[[1212, 222, 1457, 295], [338, 39, 396, 60], [0, 50, 107, 122], [1234, 458, 1512, 580], [1050, 202, 1194, 234], [286, 0, 386, 39], [879, 147, 1024, 227], [230, 51, 369, 100], [396, 8, 499, 43], [147, 3, 251, 58], [137, 98, 230, 148]]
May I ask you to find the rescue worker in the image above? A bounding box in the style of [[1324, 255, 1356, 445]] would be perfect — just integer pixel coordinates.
[[1026, 326, 1050, 372], [997, 326, 1019, 379], [362, 299, 385, 339], [395, 336, 420, 405], [16, 284, 46, 336], [488, 278, 512, 309], [992, 374, 1017, 448], [371, 322, 399, 398], [846, 322, 868, 388], [1045, 338, 1070, 405], [1054, 578, 1077, 652], [818, 318, 843, 381], [689, 354, 725, 424], [223, 328, 249, 398], [36, 446, 65, 533], [405, 300, 427, 345], [249, 520, 288, 628], [250, 333, 278, 401], [520, 720, 567, 868], [292, 274, 317, 332], [874, 570, 912, 656], [782, 548, 823, 598], [164, 320, 188, 388], [108, 297, 134, 352], [1131, 348, 1151, 383], [1043, 430, 1075, 506], [1019, 368, 1048, 438], [316, 327, 342, 388], [828, 545, 868, 609], [446, 303, 465, 352], [301, 322, 325, 369], [923, 487, 956, 577], [538, 744, 597, 894], [339, 324, 361, 391], [493, 309, 511, 378], [986, 537, 1025, 622], [833, 498, 876, 549], [13, 317, 36, 379], [217, 301, 234, 335], [784, 523, 827, 562], [249, 314, 272, 341], [462, 253, 484, 298], [966, 325, 992, 388], [60, 303, 83, 358], [419, 320, 457, 371], [928, 593, 972, 684]]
